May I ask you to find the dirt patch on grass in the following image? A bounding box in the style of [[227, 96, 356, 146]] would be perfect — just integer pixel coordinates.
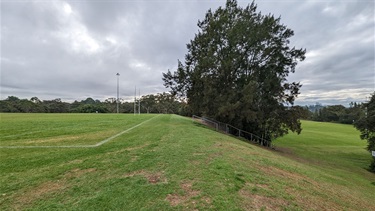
[[14, 180, 67, 209], [166, 181, 211, 209], [130, 156, 139, 162], [285, 186, 343, 210], [190, 160, 201, 166], [165, 193, 184, 207], [254, 165, 359, 210], [239, 188, 289, 210], [123, 143, 150, 151], [146, 172, 166, 184], [167, 182, 199, 203], [67, 159, 83, 164], [201, 196, 212, 205], [258, 165, 307, 182], [64, 168, 96, 179], [213, 142, 223, 147], [181, 182, 200, 197], [124, 170, 168, 184], [24, 136, 80, 144], [13, 167, 97, 209], [205, 152, 223, 164], [254, 183, 271, 191], [287, 180, 375, 210]]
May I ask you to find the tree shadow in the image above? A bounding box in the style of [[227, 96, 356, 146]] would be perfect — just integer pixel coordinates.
[[192, 121, 213, 130], [192, 120, 258, 149], [362, 166, 375, 174]]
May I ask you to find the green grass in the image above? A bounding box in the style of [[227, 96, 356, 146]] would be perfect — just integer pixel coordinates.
[[274, 120, 371, 173], [0, 114, 374, 210], [0, 113, 156, 146]]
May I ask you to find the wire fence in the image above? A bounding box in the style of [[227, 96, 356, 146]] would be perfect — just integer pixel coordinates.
[[192, 115, 271, 147]]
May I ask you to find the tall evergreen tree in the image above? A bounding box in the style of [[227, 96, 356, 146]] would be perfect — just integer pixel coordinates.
[[354, 92, 375, 172], [163, 0, 306, 145]]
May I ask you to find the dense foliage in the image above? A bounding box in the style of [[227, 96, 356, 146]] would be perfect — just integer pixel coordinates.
[[163, 0, 305, 146], [354, 92, 375, 172], [308, 103, 363, 124], [0, 93, 182, 114]]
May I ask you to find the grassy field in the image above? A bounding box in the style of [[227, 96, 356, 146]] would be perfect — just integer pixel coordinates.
[[0, 113, 156, 146], [0, 113, 374, 210], [274, 121, 372, 177]]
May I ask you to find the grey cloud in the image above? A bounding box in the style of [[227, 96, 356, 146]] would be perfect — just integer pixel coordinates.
[[1, 0, 373, 106], [268, 0, 375, 105]]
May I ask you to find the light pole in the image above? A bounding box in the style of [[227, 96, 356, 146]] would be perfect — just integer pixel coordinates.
[[116, 73, 120, 113], [134, 86, 136, 115]]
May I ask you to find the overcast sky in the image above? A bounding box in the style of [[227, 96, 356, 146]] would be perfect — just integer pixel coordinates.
[[1, 0, 374, 105]]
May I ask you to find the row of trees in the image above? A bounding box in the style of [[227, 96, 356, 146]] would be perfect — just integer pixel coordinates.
[[307, 103, 363, 124], [0, 93, 183, 114]]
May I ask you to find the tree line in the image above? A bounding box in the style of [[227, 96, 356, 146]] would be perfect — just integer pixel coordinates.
[[0, 93, 185, 114], [304, 103, 363, 124]]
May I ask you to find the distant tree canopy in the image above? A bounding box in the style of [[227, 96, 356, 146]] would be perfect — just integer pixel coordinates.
[[0, 93, 182, 114], [309, 103, 362, 124], [163, 0, 306, 146], [287, 102, 365, 125], [354, 92, 375, 172], [140, 92, 181, 114], [0, 96, 69, 113]]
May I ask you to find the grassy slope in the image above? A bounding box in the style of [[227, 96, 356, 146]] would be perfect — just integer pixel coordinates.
[[0, 114, 374, 210], [273, 120, 375, 209]]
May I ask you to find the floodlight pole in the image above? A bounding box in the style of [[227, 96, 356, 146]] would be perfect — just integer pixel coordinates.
[[138, 88, 141, 115], [116, 73, 120, 113], [134, 86, 136, 115]]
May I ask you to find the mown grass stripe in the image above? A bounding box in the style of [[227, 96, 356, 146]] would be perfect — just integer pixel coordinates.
[[0, 115, 158, 149], [92, 115, 158, 147]]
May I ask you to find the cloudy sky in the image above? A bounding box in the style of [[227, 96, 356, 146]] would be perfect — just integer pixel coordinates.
[[1, 0, 374, 105]]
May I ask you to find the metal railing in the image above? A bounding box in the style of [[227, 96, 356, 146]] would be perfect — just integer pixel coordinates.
[[192, 115, 219, 131], [192, 115, 271, 146]]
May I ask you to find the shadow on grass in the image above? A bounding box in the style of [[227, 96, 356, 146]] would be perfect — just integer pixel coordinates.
[[192, 121, 259, 149], [362, 166, 375, 175], [192, 121, 218, 132]]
